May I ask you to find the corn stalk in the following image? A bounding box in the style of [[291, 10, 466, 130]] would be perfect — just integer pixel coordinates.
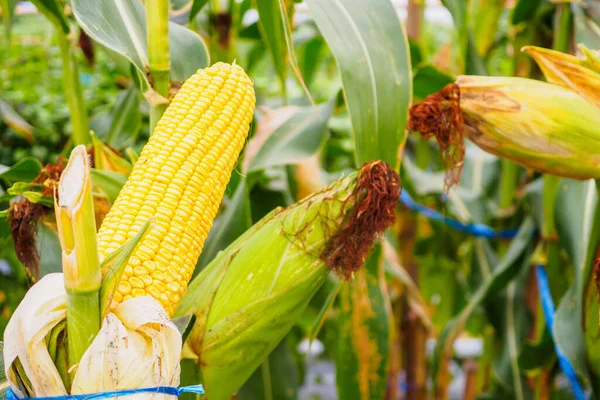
[[146, 0, 171, 132]]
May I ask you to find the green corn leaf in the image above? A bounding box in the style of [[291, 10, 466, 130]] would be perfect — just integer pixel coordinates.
[[99, 217, 154, 318], [555, 179, 600, 391], [90, 169, 127, 203], [431, 217, 535, 397], [72, 0, 209, 91], [336, 244, 391, 400], [29, 0, 70, 33], [305, 0, 411, 169], [0, 158, 42, 185], [256, 0, 290, 100], [0, 99, 34, 144]]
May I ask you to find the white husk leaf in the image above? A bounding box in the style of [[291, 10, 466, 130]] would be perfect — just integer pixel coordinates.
[[3, 273, 182, 399]]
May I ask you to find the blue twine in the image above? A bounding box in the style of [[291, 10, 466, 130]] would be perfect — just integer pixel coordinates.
[[535, 265, 587, 400], [399, 191, 519, 239], [6, 385, 204, 399]]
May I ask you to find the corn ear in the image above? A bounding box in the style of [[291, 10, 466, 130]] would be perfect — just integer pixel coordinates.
[[523, 45, 600, 109], [174, 161, 400, 400], [97, 62, 256, 315], [458, 76, 600, 179], [3, 274, 181, 399]]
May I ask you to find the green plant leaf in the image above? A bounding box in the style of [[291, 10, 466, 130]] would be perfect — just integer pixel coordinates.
[[0, 158, 42, 185], [248, 102, 333, 173], [574, 4, 600, 62], [99, 217, 154, 318], [104, 86, 142, 147], [554, 179, 599, 390], [0, 342, 6, 398], [38, 223, 63, 277], [189, 0, 209, 22], [0, 0, 17, 39], [238, 338, 299, 400], [90, 169, 127, 203], [72, 0, 209, 90], [29, 0, 69, 33], [489, 262, 531, 398], [256, 0, 289, 98], [412, 64, 454, 102], [511, 0, 542, 25], [440, 0, 486, 75], [336, 244, 391, 400], [309, 278, 341, 342], [305, 0, 411, 169], [0, 98, 34, 144], [195, 177, 252, 273], [431, 218, 535, 397]]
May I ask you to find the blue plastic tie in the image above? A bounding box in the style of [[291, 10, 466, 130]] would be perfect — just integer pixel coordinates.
[[6, 385, 204, 399], [535, 265, 587, 400], [399, 191, 519, 239]]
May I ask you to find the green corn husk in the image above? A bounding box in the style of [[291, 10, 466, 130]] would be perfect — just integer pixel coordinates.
[[523, 45, 600, 109], [174, 161, 400, 400], [409, 75, 600, 183]]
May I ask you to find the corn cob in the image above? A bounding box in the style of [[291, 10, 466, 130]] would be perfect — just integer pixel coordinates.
[[97, 62, 256, 315], [174, 161, 400, 400]]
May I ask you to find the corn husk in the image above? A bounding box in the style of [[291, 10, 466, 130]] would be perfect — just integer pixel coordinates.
[[174, 161, 400, 400], [523, 45, 600, 109], [458, 75, 600, 179], [3, 273, 181, 399]]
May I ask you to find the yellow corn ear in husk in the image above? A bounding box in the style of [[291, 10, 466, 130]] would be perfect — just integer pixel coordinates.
[[3, 273, 181, 399], [409, 75, 600, 182], [458, 75, 600, 179], [174, 161, 400, 400], [523, 45, 600, 109]]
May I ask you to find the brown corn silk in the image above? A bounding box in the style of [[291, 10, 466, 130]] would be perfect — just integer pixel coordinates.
[[9, 158, 67, 278], [408, 84, 465, 191]]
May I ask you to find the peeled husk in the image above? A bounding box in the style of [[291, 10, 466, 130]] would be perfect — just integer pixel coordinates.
[[4, 273, 181, 399]]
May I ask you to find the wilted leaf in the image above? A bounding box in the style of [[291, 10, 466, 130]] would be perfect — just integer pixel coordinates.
[[336, 245, 391, 400], [72, 0, 209, 90]]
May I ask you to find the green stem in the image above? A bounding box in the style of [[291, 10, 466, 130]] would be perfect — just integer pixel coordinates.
[[553, 4, 572, 54], [261, 359, 273, 400], [56, 31, 90, 145], [499, 159, 519, 210], [146, 0, 171, 133], [66, 290, 100, 381], [56, 147, 101, 386]]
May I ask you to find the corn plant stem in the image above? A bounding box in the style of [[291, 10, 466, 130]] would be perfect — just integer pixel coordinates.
[[56, 31, 90, 146], [57, 147, 102, 385], [406, 0, 424, 41], [146, 0, 171, 133], [553, 4, 572, 54], [499, 159, 519, 210], [398, 210, 427, 400], [66, 290, 100, 381], [261, 359, 273, 400]]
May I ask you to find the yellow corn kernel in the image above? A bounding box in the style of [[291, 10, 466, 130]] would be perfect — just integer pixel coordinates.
[[97, 63, 255, 315]]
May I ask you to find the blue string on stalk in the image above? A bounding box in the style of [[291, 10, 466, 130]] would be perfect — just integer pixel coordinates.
[[6, 385, 204, 399], [535, 265, 587, 400], [398, 190, 519, 239], [398, 189, 587, 399]]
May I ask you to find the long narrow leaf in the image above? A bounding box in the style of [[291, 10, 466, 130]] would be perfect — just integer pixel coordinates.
[[305, 0, 411, 169], [431, 218, 535, 396]]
